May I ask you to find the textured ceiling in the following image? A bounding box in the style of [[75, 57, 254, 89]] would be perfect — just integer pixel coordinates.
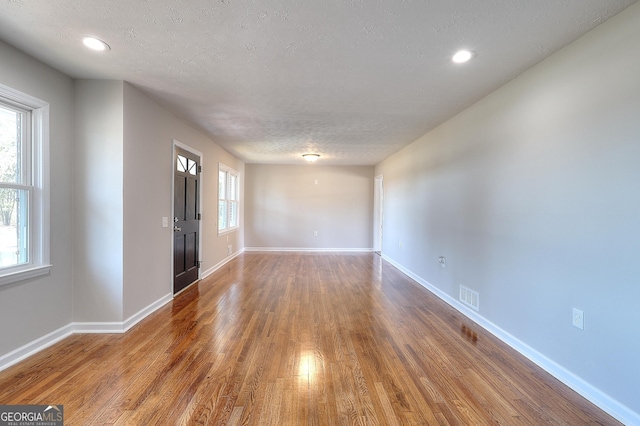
[[0, 0, 636, 165]]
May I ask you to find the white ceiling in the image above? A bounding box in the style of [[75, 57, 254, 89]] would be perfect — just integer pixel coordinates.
[[0, 0, 636, 165]]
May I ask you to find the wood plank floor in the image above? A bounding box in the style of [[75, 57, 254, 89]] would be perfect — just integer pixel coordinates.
[[0, 253, 619, 425]]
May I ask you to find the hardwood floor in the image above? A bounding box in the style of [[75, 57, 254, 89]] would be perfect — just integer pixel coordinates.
[[0, 253, 619, 425]]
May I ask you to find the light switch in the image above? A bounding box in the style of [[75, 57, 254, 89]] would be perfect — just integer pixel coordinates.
[[162, 217, 169, 228]]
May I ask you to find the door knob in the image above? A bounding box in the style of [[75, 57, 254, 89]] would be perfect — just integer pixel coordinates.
[[173, 226, 181, 232]]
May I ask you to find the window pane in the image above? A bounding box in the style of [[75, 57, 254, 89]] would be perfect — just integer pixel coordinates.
[[229, 201, 238, 228], [218, 165, 239, 233], [218, 200, 227, 230], [177, 155, 187, 172], [218, 170, 226, 199], [229, 174, 237, 201], [0, 188, 28, 268], [0, 105, 20, 184], [187, 158, 197, 175]]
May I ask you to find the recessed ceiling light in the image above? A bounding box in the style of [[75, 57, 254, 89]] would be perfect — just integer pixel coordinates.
[[82, 37, 110, 52], [302, 153, 320, 163], [452, 50, 474, 64]]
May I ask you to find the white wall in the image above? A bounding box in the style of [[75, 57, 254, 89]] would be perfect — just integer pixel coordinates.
[[375, 3, 640, 420], [122, 83, 244, 319], [0, 40, 74, 355], [245, 164, 373, 250], [0, 48, 246, 361], [73, 80, 124, 322]]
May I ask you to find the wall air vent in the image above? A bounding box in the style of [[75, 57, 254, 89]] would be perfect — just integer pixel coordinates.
[[460, 285, 480, 311]]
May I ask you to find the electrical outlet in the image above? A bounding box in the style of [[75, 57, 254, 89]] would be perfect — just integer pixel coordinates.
[[572, 308, 584, 330], [227, 245, 232, 255], [313, 231, 318, 237], [438, 256, 446, 268]]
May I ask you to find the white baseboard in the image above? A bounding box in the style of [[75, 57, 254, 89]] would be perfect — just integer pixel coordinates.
[[382, 254, 640, 426], [123, 293, 173, 332], [0, 324, 74, 372], [72, 322, 127, 334], [71, 293, 174, 334], [201, 248, 245, 279], [0, 293, 173, 372], [244, 247, 373, 253]]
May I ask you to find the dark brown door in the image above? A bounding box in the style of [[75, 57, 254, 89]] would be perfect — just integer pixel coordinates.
[[173, 147, 200, 294]]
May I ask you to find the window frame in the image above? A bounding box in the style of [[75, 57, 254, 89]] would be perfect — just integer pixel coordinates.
[[0, 84, 50, 286], [218, 163, 239, 235]]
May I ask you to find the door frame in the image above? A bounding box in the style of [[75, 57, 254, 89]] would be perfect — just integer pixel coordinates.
[[171, 139, 204, 295], [373, 174, 384, 253]]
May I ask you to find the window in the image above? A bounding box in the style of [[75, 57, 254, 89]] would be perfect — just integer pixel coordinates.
[[0, 84, 50, 286], [218, 164, 239, 234]]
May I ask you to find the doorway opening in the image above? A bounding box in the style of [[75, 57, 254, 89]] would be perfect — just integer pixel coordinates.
[[373, 174, 383, 255]]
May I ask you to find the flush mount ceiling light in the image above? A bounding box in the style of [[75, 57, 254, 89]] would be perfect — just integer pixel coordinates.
[[82, 36, 111, 51], [302, 153, 320, 163], [452, 49, 474, 63]]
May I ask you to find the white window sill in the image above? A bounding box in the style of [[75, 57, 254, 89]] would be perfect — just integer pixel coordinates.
[[218, 227, 240, 237], [0, 264, 52, 287]]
